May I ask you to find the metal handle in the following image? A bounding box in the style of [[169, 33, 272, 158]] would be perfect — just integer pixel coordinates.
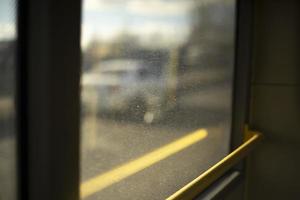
[[167, 127, 263, 200]]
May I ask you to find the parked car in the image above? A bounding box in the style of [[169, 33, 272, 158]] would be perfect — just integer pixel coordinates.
[[81, 58, 175, 123]]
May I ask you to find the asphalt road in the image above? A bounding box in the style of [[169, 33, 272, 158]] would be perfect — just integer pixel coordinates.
[[80, 81, 232, 200], [0, 69, 233, 200], [0, 97, 16, 200]]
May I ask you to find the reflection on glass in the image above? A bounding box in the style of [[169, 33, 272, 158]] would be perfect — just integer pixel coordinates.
[[81, 0, 236, 199], [0, 0, 17, 199]]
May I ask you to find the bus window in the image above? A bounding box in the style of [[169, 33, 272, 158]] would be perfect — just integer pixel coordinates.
[[0, 0, 17, 199], [80, 0, 236, 199]]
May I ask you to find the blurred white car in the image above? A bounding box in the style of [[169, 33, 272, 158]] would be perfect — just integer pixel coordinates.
[[81, 59, 175, 123]]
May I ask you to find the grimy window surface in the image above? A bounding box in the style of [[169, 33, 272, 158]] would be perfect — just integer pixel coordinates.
[[80, 0, 236, 199], [0, 0, 17, 199]]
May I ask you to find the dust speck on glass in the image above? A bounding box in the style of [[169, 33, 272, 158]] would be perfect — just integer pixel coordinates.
[[0, 0, 17, 199], [80, 0, 236, 199]]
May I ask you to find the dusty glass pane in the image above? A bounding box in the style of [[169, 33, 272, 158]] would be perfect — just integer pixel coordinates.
[[80, 0, 236, 199], [0, 0, 17, 199]]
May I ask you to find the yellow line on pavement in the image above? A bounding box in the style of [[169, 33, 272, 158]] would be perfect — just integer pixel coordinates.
[[81, 129, 208, 199]]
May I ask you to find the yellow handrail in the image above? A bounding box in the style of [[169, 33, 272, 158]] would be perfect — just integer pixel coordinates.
[[167, 127, 262, 200]]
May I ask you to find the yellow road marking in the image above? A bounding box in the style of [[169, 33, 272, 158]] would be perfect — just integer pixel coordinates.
[[81, 129, 208, 198]]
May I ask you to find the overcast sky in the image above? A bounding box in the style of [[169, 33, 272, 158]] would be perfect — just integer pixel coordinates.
[[81, 0, 195, 48], [0, 0, 231, 47], [0, 0, 16, 41]]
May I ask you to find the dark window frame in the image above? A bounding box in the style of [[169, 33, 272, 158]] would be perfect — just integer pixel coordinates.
[[15, 0, 253, 199], [17, 0, 81, 199], [230, 0, 254, 151]]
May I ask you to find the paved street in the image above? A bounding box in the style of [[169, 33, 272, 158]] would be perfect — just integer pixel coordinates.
[[0, 97, 16, 200], [0, 71, 233, 200], [81, 80, 232, 200]]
